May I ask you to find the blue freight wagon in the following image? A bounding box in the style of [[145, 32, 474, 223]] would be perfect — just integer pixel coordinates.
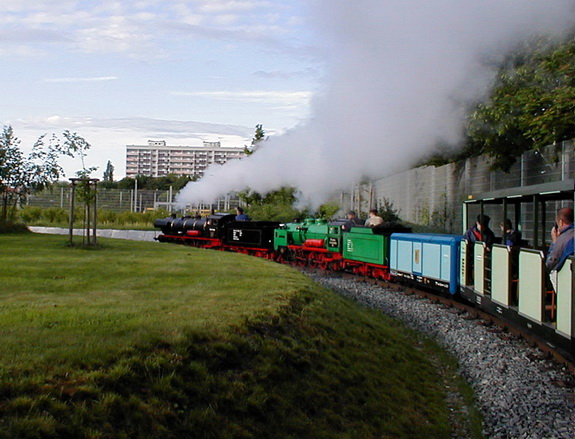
[[390, 233, 462, 295]]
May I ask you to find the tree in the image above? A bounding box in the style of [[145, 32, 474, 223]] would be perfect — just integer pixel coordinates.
[[316, 202, 340, 219], [61, 131, 99, 245], [102, 161, 115, 185], [378, 198, 400, 223], [0, 126, 66, 229], [465, 36, 575, 171], [244, 124, 266, 156], [237, 186, 304, 222], [62, 130, 98, 178]]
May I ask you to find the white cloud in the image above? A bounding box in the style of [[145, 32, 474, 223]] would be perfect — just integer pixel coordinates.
[[43, 76, 118, 83], [0, 28, 69, 43], [0, 1, 312, 60], [171, 90, 312, 104], [197, 1, 272, 13]]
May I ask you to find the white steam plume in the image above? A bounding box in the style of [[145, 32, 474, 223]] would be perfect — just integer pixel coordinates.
[[176, 0, 575, 209]]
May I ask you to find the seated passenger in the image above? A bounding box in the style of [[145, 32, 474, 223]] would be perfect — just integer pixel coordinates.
[[500, 219, 521, 248], [546, 207, 574, 291], [365, 209, 384, 227], [344, 211, 364, 229], [501, 219, 521, 297], [464, 214, 495, 249], [235, 207, 250, 221]]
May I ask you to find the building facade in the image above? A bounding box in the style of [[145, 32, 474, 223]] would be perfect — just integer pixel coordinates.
[[125, 140, 245, 178]]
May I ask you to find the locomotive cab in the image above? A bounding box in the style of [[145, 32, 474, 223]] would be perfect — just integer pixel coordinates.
[[205, 213, 235, 238]]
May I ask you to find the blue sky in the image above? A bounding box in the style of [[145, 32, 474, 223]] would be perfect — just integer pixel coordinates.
[[1, 0, 322, 178]]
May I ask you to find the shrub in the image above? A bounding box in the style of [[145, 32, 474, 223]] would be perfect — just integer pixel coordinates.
[[43, 208, 68, 224], [117, 211, 143, 225], [18, 207, 44, 224], [142, 209, 170, 224], [98, 209, 117, 224]]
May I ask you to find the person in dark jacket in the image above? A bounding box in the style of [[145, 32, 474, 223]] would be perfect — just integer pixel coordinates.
[[501, 219, 522, 287], [501, 219, 522, 248], [235, 207, 250, 221], [464, 214, 495, 249], [344, 211, 364, 230]]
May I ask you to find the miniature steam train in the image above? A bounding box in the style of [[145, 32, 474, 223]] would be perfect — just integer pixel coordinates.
[[154, 213, 413, 281], [154, 180, 574, 358]]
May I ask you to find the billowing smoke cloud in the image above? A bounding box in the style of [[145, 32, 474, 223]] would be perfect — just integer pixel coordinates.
[[177, 0, 575, 208]]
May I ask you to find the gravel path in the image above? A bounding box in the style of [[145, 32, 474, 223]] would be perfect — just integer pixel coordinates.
[[312, 275, 575, 439]]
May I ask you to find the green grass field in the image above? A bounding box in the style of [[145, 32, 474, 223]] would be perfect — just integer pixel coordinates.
[[0, 232, 482, 439]]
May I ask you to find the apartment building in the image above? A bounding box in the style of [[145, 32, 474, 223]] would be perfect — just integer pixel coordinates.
[[125, 140, 245, 178]]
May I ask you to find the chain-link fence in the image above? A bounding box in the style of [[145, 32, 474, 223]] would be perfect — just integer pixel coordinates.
[[369, 140, 574, 238]]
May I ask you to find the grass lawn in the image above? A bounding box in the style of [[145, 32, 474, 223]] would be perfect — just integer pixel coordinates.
[[0, 232, 482, 439]]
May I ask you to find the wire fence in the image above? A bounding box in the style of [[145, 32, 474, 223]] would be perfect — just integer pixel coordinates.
[[27, 187, 240, 214]]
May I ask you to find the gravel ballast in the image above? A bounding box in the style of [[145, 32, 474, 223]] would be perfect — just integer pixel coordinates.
[[312, 275, 575, 439]]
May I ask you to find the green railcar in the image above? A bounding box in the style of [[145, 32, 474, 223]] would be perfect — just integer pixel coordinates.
[[343, 227, 389, 265], [341, 225, 411, 279]]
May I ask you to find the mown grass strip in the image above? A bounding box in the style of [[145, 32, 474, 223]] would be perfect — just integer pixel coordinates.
[[0, 232, 481, 438], [0, 233, 297, 375]]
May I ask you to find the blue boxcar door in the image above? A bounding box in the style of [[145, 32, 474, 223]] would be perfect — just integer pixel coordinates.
[[397, 240, 412, 273], [422, 243, 441, 279]]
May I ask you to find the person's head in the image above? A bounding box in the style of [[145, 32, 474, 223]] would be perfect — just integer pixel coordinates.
[[501, 219, 513, 232], [369, 209, 378, 216], [556, 207, 574, 229], [236, 207, 244, 215], [476, 214, 490, 230], [346, 210, 357, 219]]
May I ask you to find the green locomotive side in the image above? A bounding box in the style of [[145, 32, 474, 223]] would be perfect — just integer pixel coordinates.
[[343, 227, 389, 266], [273, 218, 343, 253]]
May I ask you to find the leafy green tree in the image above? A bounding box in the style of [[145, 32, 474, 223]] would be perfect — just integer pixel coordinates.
[[244, 124, 265, 156], [247, 202, 304, 223], [116, 177, 136, 190], [60, 131, 100, 244], [101, 160, 115, 188], [316, 203, 340, 220], [377, 198, 400, 223], [466, 37, 575, 171], [0, 126, 66, 229], [237, 187, 346, 222], [62, 131, 98, 209], [237, 186, 304, 222], [115, 174, 195, 191], [237, 189, 263, 207], [63, 130, 98, 178]]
